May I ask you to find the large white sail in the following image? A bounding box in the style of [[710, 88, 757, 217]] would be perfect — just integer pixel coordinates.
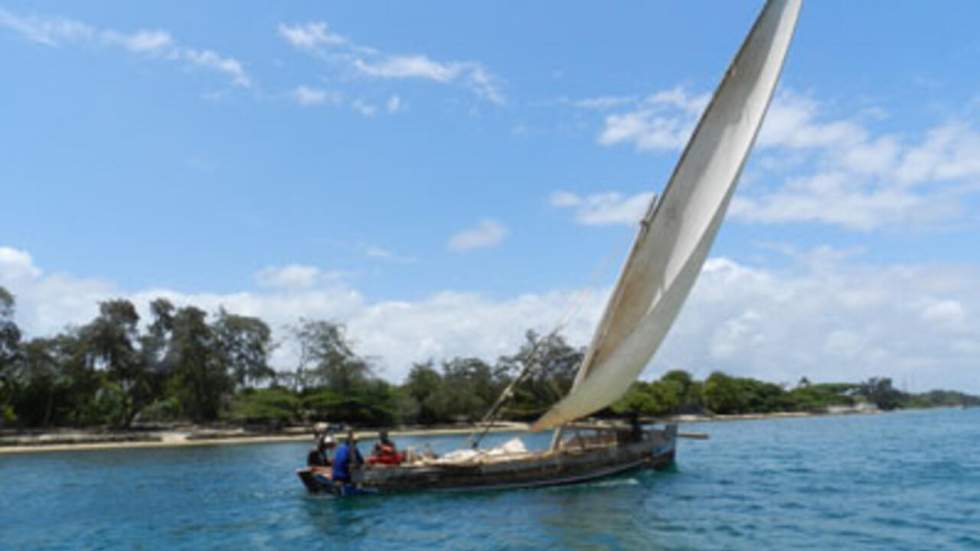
[[532, 0, 802, 431]]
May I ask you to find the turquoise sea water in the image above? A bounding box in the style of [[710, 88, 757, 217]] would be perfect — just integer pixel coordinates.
[[2, 408, 979, 550]]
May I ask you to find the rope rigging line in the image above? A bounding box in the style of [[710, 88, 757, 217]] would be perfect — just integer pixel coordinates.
[[466, 232, 629, 449]]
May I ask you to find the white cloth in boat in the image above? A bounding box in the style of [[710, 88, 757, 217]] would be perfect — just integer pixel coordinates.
[[431, 437, 529, 464]]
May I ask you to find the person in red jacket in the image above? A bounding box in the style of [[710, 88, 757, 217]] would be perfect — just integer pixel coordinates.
[[368, 430, 404, 465]]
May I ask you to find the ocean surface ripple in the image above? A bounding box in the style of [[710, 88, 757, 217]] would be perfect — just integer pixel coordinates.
[[2, 408, 979, 550]]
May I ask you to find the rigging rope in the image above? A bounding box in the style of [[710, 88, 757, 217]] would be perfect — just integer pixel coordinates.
[[466, 235, 628, 449]]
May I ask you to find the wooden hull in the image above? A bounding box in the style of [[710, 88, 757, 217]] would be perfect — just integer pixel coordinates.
[[298, 424, 677, 496]]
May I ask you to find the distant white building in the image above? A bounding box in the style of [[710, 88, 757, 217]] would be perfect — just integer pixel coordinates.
[[826, 402, 878, 415]]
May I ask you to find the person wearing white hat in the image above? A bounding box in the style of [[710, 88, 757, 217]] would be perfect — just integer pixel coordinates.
[[307, 434, 336, 468]]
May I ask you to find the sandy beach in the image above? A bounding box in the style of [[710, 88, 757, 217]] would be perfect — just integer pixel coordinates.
[[0, 422, 531, 455], [0, 409, 887, 455]]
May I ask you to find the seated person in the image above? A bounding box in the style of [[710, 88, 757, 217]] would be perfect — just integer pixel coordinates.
[[307, 435, 335, 469], [368, 430, 405, 465], [332, 430, 364, 483]]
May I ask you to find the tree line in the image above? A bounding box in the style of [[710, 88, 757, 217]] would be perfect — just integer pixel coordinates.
[[0, 287, 976, 430]]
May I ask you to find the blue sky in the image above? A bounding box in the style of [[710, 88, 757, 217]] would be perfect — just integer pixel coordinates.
[[2, 1, 979, 391]]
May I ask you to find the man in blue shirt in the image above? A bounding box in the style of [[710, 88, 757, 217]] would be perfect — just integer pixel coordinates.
[[331, 430, 364, 485]]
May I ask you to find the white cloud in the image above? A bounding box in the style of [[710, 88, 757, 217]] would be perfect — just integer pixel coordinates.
[[756, 91, 867, 150], [0, 8, 249, 87], [365, 246, 394, 259], [277, 22, 346, 50], [280, 20, 504, 104], [549, 191, 655, 226], [567, 95, 637, 110], [447, 219, 508, 252], [2, 244, 979, 391], [386, 95, 402, 113], [102, 29, 173, 54], [599, 110, 691, 150], [921, 299, 966, 327], [0, 247, 43, 282], [733, 113, 980, 230], [352, 56, 503, 105], [646, 87, 711, 115], [597, 87, 709, 151], [290, 86, 391, 117], [658, 250, 980, 391], [0, 9, 94, 46], [354, 55, 459, 82], [255, 264, 325, 290], [589, 84, 980, 231], [895, 122, 980, 186], [463, 65, 504, 105], [291, 85, 341, 106], [729, 171, 949, 231], [351, 99, 378, 117], [363, 245, 415, 264], [182, 49, 250, 87]]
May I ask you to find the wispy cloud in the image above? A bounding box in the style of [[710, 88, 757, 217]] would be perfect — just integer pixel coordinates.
[[0, 8, 100, 46], [103, 29, 173, 54], [0, 8, 250, 88], [182, 49, 250, 87], [447, 219, 508, 252], [732, 92, 980, 230], [255, 264, 326, 290], [550, 191, 655, 226], [386, 95, 402, 113], [291, 85, 342, 106], [566, 95, 637, 110], [583, 85, 980, 232], [277, 22, 346, 50], [351, 99, 378, 117], [279, 20, 504, 104], [597, 87, 710, 151], [363, 245, 416, 264]]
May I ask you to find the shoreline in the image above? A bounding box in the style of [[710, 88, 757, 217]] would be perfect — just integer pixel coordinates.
[[0, 423, 530, 456], [0, 408, 903, 456]]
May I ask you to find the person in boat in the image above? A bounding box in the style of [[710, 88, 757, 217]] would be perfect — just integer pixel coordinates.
[[331, 430, 364, 484], [307, 435, 335, 468], [627, 412, 644, 443], [368, 430, 404, 465]]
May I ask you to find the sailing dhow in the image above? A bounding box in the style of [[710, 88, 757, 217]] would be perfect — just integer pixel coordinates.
[[299, 0, 802, 495]]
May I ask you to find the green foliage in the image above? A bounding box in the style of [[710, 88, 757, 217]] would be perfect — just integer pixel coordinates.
[[784, 383, 856, 412], [702, 372, 746, 414], [612, 379, 683, 416], [905, 389, 980, 408], [301, 380, 396, 426], [292, 319, 372, 393], [416, 358, 500, 423], [402, 361, 442, 425], [11, 335, 82, 426], [79, 381, 129, 426], [498, 331, 583, 419], [169, 306, 232, 422], [0, 286, 20, 365], [4, 289, 978, 429], [661, 370, 703, 413], [137, 398, 182, 423], [859, 377, 904, 410], [701, 372, 792, 414], [0, 286, 22, 424], [615, 371, 869, 417], [213, 309, 274, 389], [229, 387, 300, 425], [391, 387, 421, 426], [80, 299, 147, 427]]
